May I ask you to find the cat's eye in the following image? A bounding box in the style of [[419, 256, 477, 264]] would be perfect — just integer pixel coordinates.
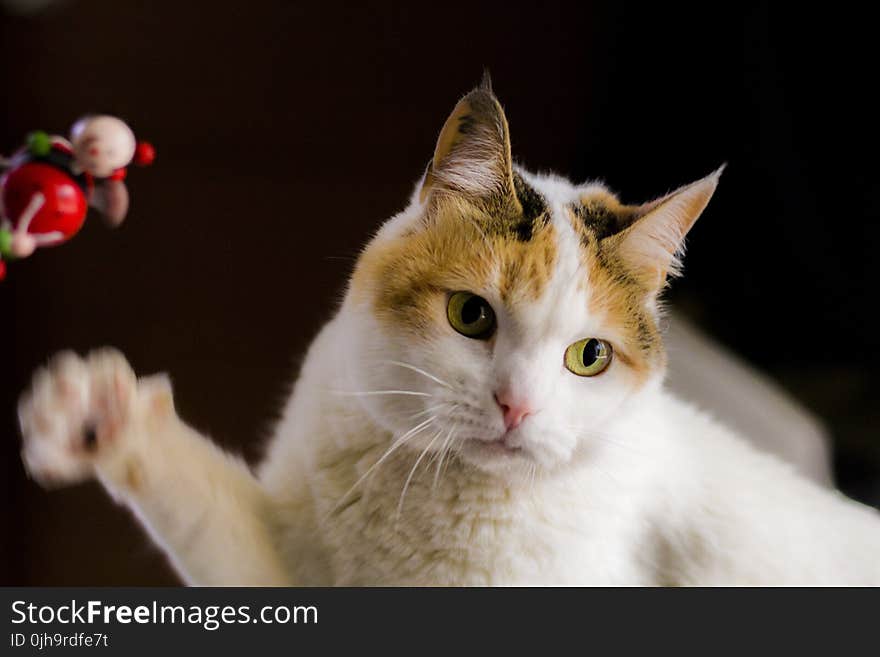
[[564, 338, 612, 376], [447, 292, 496, 339]]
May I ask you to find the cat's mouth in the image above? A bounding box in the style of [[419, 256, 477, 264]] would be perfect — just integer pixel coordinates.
[[461, 433, 528, 464], [475, 438, 522, 455]]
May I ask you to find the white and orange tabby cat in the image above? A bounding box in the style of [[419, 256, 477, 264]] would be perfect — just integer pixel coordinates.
[[18, 81, 880, 585]]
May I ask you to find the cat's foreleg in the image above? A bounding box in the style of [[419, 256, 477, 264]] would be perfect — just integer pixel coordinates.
[[17, 349, 291, 585]]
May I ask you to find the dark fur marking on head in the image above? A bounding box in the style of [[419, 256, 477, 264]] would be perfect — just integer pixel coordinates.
[[570, 199, 634, 242], [635, 316, 654, 350], [513, 172, 546, 222], [506, 172, 548, 241]]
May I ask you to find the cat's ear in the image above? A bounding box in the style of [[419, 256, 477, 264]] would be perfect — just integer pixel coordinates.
[[419, 75, 515, 204], [611, 166, 724, 290]]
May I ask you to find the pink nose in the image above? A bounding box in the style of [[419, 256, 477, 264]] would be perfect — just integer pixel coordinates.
[[494, 390, 532, 431]]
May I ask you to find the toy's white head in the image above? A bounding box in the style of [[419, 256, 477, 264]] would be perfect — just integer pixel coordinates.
[[346, 81, 721, 480], [70, 115, 136, 177]]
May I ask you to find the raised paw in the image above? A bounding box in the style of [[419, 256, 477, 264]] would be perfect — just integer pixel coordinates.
[[18, 349, 137, 487]]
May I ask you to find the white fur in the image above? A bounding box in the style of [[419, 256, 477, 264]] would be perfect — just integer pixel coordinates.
[[17, 172, 880, 585]]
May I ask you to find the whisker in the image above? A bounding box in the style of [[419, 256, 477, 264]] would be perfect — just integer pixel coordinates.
[[432, 424, 458, 489], [331, 389, 432, 398], [401, 402, 450, 421], [425, 423, 451, 467], [440, 435, 461, 481], [396, 428, 443, 519], [423, 405, 458, 461], [386, 401, 448, 420], [329, 415, 437, 514], [380, 360, 454, 390]]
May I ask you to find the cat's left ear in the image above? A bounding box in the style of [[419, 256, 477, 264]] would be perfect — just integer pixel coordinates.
[[610, 166, 725, 290], [418, 74, 515, 204]]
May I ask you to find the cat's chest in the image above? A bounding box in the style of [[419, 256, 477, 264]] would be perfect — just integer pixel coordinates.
[[311, 449, 649, 585]]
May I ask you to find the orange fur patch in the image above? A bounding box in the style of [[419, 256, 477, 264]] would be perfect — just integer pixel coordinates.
[[567, 193, 665, 383], [352, 196, 556, 337]]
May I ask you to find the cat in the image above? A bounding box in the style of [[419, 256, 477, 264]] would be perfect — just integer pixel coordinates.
[[17, 79, 880, 585]]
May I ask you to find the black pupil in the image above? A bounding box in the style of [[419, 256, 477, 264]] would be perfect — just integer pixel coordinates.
[[582, 339, 600, 365], [461, 296, 485, 325]]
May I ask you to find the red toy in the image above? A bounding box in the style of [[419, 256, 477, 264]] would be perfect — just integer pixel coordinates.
[[0, 115, 154, 281]]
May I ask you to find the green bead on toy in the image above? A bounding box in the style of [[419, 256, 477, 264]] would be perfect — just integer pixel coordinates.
[[26, 131, 51, 157], [0, 227, 13, 259]]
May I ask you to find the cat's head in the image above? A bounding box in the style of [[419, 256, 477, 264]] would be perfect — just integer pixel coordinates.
[[346, 79, 721, 478]]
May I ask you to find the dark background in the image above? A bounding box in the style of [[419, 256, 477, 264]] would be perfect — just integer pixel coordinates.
[[1, 1, 877, 584]]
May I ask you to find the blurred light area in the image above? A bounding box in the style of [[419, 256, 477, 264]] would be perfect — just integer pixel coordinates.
[[1, 0, 69, 15]]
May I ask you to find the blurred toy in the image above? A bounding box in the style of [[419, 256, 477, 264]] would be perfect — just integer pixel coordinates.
[[0, 115, 155, 281]]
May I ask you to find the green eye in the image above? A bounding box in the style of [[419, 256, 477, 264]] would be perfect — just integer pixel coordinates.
[[447, 292, 496, 339], [564, 338, 612, 376]]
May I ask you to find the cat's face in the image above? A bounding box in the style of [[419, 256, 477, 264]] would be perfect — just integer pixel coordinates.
[[347, 81, 720, 478]]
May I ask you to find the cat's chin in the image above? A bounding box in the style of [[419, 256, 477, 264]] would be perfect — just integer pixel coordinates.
[[458, 438, 536, 476]]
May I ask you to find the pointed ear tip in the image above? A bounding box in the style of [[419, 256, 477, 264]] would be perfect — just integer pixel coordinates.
[[689, 163, 725, 194], [471, 69, 500, 102], [480, 69, 493, 91], [709, 162, 727, 180]]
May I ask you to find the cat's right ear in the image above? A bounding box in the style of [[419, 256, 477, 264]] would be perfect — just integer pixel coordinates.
[[419, 77, 515, 204], [610, 167, 724, 290]]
